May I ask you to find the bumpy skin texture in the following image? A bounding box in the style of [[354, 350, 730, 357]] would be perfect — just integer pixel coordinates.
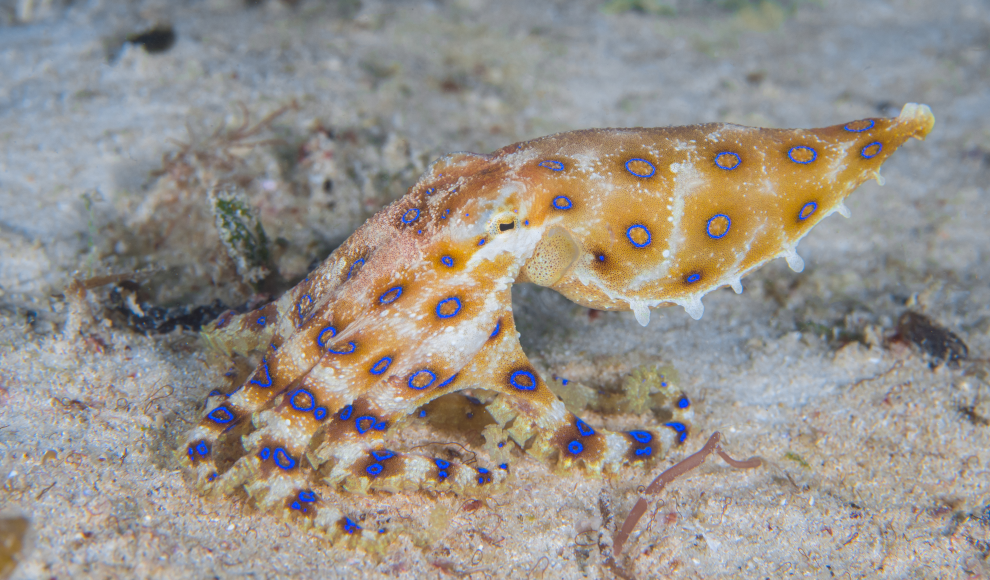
[[180, 104, 934, 541]]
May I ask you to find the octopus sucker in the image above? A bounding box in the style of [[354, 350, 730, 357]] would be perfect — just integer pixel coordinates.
[[181, 103, 934, 542]]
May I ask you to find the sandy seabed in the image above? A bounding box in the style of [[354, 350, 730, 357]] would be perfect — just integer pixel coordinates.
[[1, 0, 989, 578]]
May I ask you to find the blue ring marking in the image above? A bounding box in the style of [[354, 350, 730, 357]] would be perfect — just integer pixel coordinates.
[[497, 442, 505, 448], [373, 420, 388, 431], [274, 448, 296, 470], [686, 273, 701, 284], [552, 195, 573, 210], [417, 230, 423, 235], [339, 405, 353, 421], [372, 449, 395, 461], [567, 440, 584, 455], [401, 208, 420, 223], [477, 467, 491, 485], [665, 421, 688, 443], [408, 369, 437, 390], [343, 518, 361, 534], [509, 370, 537, 391], [195, 441, 209, 456], [561, 378, 569, 385], [714, 151, 742, 170], [861, 141, 882, 159], [435, 458, 451, 469], [844, 119, 875, 132], [438, 374, 458, 388], [289, 389, 316, 413], [490, 321, 501, 338], [787, 145, 817, 164], [629, 430, 653, 444], [418, 409, 427, 418], [524, 219, 529, 225], [539, 160, 565, 171], [634, 446, 653, 457], [624, 157, 656, 178], [290, 501, 303, 511], [436, 297, 462, 319], [256, 316, 266, 326], [366, 463, 383, 477], [328, 341, 356, 355], [438, 470, 449, 481], [249, 359, 272, 387], [426, 187, 436, 195], [379, 286, 402, 305], [677, 396, 691, 409], [317, 326, 337, 349], [258, 447, 271, 461], [355, 416, 376, 434], [499, 463, 508, 470], [270, 342, 278, 352], [625, 224, 652, 248], [298, 491, 317, 503], [706, 214, 731, 239], [347, 258, 365, 279], [596, 254, 606, 262], [798, 201, 817, 221], [314, 407, 328, 421], [576, 418, 595, 437], [297, 294, 313, 320], [370, 356, 392, 375], [208, 472, 218, 482], [478, 238, 486, 246], [208, 406, 235, 425], [441, 256, 454, 267]]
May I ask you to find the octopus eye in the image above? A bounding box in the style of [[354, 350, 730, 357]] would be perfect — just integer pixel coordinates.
[[488, 212, 518, 237]]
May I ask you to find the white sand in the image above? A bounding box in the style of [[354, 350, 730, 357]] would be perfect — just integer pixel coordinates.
[[1, 1, 988, 578]]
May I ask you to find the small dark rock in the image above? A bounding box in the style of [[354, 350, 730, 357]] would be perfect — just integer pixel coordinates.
[[745, 71, 766, 85], [127, 25, 176, 54], [892, 311, 969, 368], [109, 282, 231, 334]]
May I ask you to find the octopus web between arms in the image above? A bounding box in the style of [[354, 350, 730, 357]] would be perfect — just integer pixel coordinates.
[[179, 103, 934, 543]]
